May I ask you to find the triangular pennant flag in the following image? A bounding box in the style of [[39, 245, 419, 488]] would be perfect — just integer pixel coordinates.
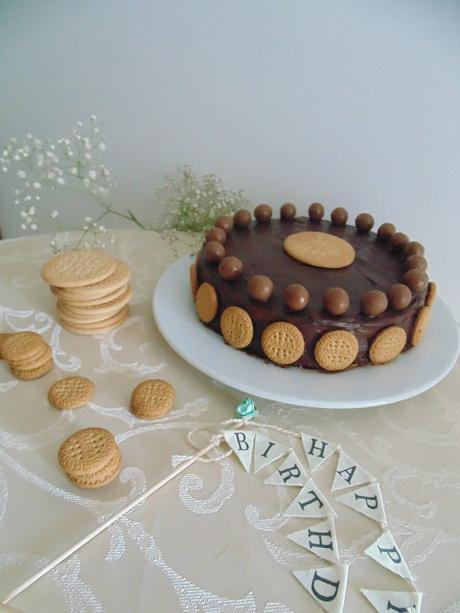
[[301, 433, 337, 471], [222, 429, 255, 472], [293, 564, 349, 613], [335, 482, 386, 525], [361, 589, 423, 612], [284, 478, 337, 519], [286, 517, 340, 563], [264, 451, 308, 487], [365, 531, 414, 581], [331, 450, 376, 492], [253, 431, 290, 473]]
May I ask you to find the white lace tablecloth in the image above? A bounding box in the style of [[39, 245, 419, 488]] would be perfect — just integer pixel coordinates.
[[0, 230, 459, 613]]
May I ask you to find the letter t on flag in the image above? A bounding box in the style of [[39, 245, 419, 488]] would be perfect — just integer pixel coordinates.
[[222, 430, 255, 472]]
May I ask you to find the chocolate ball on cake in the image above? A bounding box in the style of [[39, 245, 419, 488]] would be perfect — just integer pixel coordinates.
[[323, 287, 350, 316], [280, 203, 296, 220], [248, 275, 274, 302], [361, 290, 388, 316], [205, 227, 227, 244], [377, 222, 396, 241], [331, 207, 348, 226], [215, 215, 234, 234], [233, 209, 252, 228], [387, 284, 412, 311], [404, 255, 427, 272], [204, 241, 226, 263], [391, 232, 409, 253], [308, 203, 324, 222], [254, 204, 273, 223], [406, 241, 425, 257], [284, 284, 310, 312], [355, 213, 374, 233], [218, 256, 243, 280], [403, 269, 429, 292]]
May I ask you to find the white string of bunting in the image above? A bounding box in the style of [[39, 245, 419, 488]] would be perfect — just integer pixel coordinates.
[[2, 401, 424, 612]]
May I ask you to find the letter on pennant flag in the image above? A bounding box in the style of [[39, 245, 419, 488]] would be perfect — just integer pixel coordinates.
[[365, 531, 414, 581], [361, 589, 423, 612], [284, 478, 337, 519], [286, 517, 340, 563], [335, 482, 386, 525], [293, 564, 349, 613], [264, 451, 308, 487], [331, 450, 376, 492], [301, 433, 337, 471], [222, 429, 255, 472], [253, 431, 290, 473]]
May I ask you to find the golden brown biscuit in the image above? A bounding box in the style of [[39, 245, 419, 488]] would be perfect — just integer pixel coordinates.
[[69, 448, 122, 489], [51, 282, 128, 307], [0, 333, 12, 359], [284, 231, 355, 269], [411, 306, 431, 346], [130, 379, 175, 419], [195, 282, 218, 323], [369, 326, 407, 365], [314, 330, 359, 371], [220, 306, 254, 349], [59, 306, 129, 335], [41, 249, 116, 288], [261, 322, 305, 365], [48, 376, 95, 410], [58, 427, 118, 477], [8, 344, 53, 370], [58, 285, 132, 318], [190, 263, 198, 300], [10, 358, 54, 381], [2, 332, 47, 363], [50, 258, 131, 299], [425, 282, 437, 308]]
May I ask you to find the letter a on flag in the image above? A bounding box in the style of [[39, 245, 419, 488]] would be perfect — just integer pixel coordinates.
[[287, 517, 340, 563], [301, 433, 337, 471], [222, 430, 255, 472], [253, 431, 290, 473], [293, 564, 349, 613], [335, 482, 387, 525], [264, 451, 308, 487], [331, 450, 376, 492], [365, 531, 414, 581], [284, 478, 337, 519], [361, 589, 423, 612]]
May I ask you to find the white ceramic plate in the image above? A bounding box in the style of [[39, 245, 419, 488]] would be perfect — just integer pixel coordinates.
[[153, 256, 459, 409]]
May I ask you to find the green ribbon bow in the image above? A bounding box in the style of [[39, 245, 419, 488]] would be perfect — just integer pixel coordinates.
[[235, 397, 258, 420]]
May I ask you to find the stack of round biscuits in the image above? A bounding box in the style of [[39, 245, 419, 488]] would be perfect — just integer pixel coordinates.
[[41, 249, 132, 335], [1, 332, 54, 380], [58, 427, 122, 488]]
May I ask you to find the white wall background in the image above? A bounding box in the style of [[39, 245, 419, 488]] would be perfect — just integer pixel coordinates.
[[1, 0, 459, 317]]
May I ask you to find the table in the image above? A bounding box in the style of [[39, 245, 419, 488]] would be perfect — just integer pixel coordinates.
[[0, 229, 459, 612]]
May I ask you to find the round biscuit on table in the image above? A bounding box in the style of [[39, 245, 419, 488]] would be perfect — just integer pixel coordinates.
[[8, 343, 53, 370], [48, 376, 96, 410], [58, 427, 119, 478], [51, 258, 131, 299], [314, 330, 359, 371], [52, 282, 128, 307], [130, 379, 176, 419], [69, 448, 122, 489], [10, 358, 54, 381], [41, 249, 116, 288], [0, 333, 12, 359], [58, 285, 132, 318], [59, 305, 129, 335]]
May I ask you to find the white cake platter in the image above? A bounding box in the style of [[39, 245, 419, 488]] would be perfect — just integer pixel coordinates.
[[153, 256, 459, 409]]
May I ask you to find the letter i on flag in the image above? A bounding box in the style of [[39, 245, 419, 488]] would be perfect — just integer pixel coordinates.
[[222, 430, 255, 472], [293, 564, 349, 613], [365, 531, 414, 581], [287, 516, 340, 563], [264, 451, 308, 487], [301, 433, 337, 471], [361, 589, 423, 612], [253, 431, 290, 473], [331, 450, 376, 491]]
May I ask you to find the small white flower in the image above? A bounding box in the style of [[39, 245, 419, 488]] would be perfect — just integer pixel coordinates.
[[76, 121, 83, 127], [2, 166, 7, 173], [99, 142, 106, 151], [94, 127, 100, 134], [51, 210, 59, 219], [70, 167, 78, 174], [13, 154, 21, 161], [24, 195, 32, 202], [48, 171, 56, 180], [36, 154, 44, 167], [26, 133, 32, 139], [46, 151, 54, 158], [90, 114, 97, 122], [84, 152, 92, 160], [56, 177, 65, 185], [13, 199, 19, 205], [14, 189, 20, 195], [30, 223, 37, 231], [28, 206, 36, 215], [33, 181, 41, 189], [99, 224, 106, 232], [21, 224, 26, 230], [88, 170, 97, 180], [35, 195, 40, 201], [83, 178, 90, 186], [20, 210, 27, 218], [84, 216, 92, 222], [17, 170, 26, 178]]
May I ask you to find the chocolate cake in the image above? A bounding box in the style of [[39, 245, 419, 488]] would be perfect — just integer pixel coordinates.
[[192, 203, 435, 372]]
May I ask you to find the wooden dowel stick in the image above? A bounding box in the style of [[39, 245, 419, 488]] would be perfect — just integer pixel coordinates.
[[2, 437, 221, 605]]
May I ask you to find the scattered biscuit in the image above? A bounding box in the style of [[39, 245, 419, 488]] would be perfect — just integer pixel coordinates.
[[261, 321, 305, 365], [369, 326, 407, 365], [130, 379, 176, 420], [195, 282, 218, 323], [58, 427, 119, 482], [220, 306, 254, 349], [10, 358, 54, 381], [314, 330, 359, 371], [48, 376, 96, 410]]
